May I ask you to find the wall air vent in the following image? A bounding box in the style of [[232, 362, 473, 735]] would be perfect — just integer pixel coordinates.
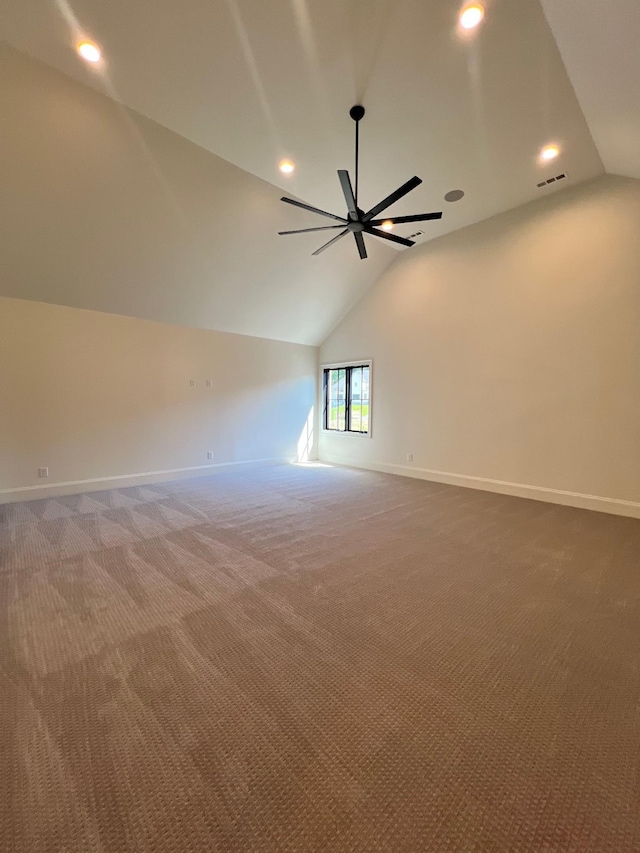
[[537, 173, 567, 189]]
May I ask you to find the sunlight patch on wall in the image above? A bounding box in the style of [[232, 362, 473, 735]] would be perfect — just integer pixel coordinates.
[[296, 406, 314, 463]]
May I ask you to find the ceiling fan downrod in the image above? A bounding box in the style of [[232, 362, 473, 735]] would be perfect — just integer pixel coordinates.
[[350, 104, 365, 211]]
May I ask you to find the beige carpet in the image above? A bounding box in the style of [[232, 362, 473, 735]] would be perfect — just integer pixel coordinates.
[[1, 462, 639, 852]]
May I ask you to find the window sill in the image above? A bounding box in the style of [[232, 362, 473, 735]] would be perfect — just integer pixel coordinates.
[[321, 428, 371, 439]]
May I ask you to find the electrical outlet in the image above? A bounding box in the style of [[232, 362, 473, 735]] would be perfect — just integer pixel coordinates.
[[38, 467, 49, 478], [406, 453, 413, 463], [205, 379, 212, 388], [189, 379, 196, 388], [206, 451, 214, 461]]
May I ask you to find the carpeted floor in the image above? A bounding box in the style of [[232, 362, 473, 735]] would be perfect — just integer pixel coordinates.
[[1, 462, 639, 852]]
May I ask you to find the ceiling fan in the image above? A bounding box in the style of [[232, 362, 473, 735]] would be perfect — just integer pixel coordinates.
[[278, 105, 443, 260]]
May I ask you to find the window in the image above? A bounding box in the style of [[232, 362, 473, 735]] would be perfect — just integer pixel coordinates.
[[323, 363, 371, 434]]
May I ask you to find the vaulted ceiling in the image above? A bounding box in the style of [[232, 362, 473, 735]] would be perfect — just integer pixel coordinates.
[[1, 45, 395, 346], [540, 0, 640, 181], [1, 0, 636, 344]]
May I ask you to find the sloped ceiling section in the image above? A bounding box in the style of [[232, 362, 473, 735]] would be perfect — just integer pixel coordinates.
[[3, 0, 603, 247], [0, 0, 615, 344], [542, 0, 640, 181], [0, 46, 393, 346]]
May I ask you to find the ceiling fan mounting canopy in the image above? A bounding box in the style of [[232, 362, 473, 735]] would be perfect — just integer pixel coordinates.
[[278, 105, 443, 259]]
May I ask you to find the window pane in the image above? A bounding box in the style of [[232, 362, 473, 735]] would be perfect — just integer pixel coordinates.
[[327, 369, 339, 430], [325, 364, 369, 433], [361, 366, 370, 433], [349, 366, 362, 432], [337, 369, 346, 431], [326, 368, 346, 431]]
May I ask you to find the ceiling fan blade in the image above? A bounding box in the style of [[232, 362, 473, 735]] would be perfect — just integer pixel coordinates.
[[338, 170, 358, 219], [281, 197, 348, 223], [368, 211, 443, 226], [312, 229, 349, 256], [362, 176, 423, 222], [278, 225, 346, 235], [354, 232, 367, 259], [366, 226, 415, 248]]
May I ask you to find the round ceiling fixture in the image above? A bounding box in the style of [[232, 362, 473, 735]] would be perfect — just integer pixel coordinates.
[[540, 144, 560, 162], [279, 160, 295, 174], [77, 41, 101, 63], [459, 5, 485, 30], [444, 189, 465, 203]]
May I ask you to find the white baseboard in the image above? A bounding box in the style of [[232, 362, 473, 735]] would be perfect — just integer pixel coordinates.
[[320, 455, 640, 520], [0, 457, 288, 504]]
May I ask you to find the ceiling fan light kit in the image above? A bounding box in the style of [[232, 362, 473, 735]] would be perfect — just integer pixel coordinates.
[[278, 106, 443, 260]]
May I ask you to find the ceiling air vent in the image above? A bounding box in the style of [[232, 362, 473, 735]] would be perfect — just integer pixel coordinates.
[[537, 173, 567, 189], [407, 230, 425, 239]]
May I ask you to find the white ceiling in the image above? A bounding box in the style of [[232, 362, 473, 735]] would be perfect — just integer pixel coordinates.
[[2, 0, 604, 247], [541, 0, 640, 181], [2, 0, 634, 345]]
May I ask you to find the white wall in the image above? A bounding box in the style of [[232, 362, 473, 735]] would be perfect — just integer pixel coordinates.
[[0, 297, 317, 501], [319, 175, 640, 518]]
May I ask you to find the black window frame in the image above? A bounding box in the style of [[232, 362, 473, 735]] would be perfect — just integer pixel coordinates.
[[322, 362, 371, 435]]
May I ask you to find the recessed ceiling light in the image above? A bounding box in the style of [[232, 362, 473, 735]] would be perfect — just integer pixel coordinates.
[[77, 41, 102, 64], [279, 160, 295, 174], [540, 144, 560, 162], [444, 189, 465, 203], [459, 5, 485, 30], [380, 220, 394, 231]]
